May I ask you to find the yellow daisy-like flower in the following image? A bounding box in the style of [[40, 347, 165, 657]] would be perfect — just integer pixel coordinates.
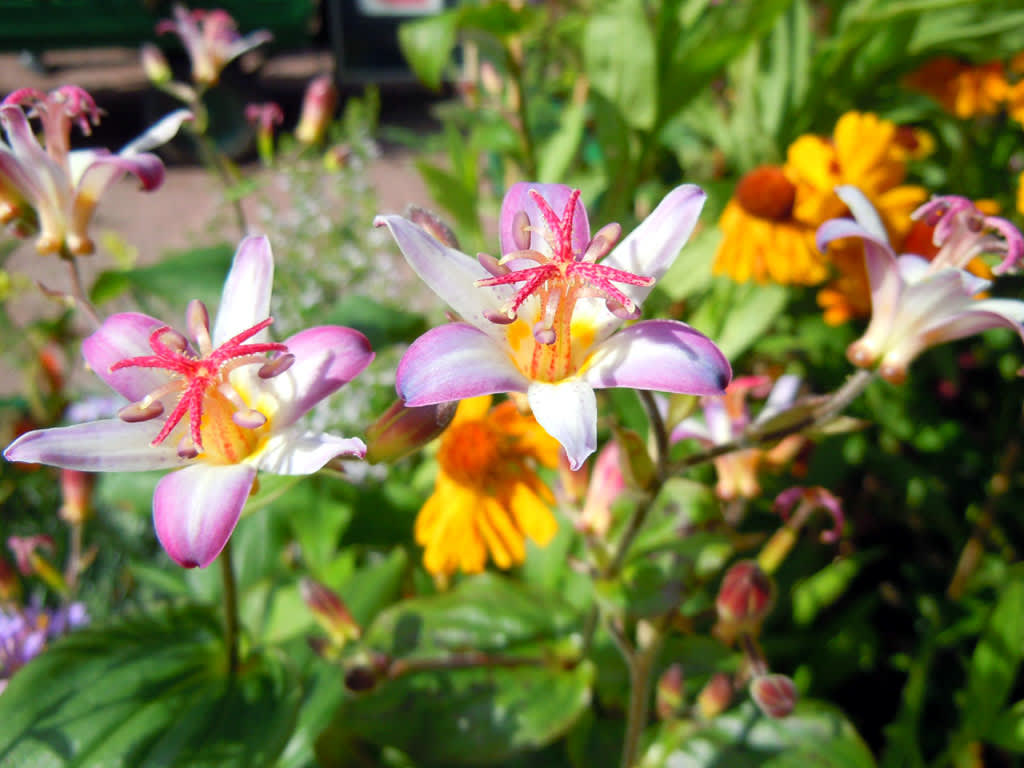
[[906, 57, 1008, 119], [714, 113, 929, 292], [415, 396, 561, 576], [713, 165, 826, 285], [785, 112, 929, 324]]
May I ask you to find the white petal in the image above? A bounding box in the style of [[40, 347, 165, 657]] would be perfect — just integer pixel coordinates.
[[213, 235, 274, 346], [527, 379, 596, 470], [254, 429, 366, 475]]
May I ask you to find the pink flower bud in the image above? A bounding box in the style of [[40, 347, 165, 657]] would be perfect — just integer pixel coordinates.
[[295, 75, 337, 145], [58, 469, 95, 524], [716, 560, 775, 629], [300, 578, 361, 647], [365, 399, 457, 464], [697, 672, 733, 719], [750, 673, 797, 718], [656, 663, 685, 721], [141, 43, 172, 85], [579, 440, 625, 537]]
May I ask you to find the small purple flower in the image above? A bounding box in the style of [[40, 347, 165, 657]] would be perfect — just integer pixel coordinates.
[[818, 187, 1024, 384], [0, 602, 88, 694], [376, 182, 732, 469], [4, 236, 375, 568]]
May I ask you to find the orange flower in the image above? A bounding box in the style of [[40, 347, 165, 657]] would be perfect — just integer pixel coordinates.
[[713, 166, 826, 285], [906, 57, 1008, 119], [415, 396, 561, 576]]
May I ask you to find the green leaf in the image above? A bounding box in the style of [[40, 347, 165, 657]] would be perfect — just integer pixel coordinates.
[[584, 1, 657, 131], [537, 102, 588, 183], [646, 701, 876, 768], [956, 576, 1024, 745], [689, 279, 789, 361], [323, 295, 427, 349], [0, 607, 301, 767], [415, 160, 484, 246], [340, 549, 409, 629], [90, 244, 234, 310], [398, 11, 460, 91], [792, 554, 876, 626], [363, 572, 578, 657]]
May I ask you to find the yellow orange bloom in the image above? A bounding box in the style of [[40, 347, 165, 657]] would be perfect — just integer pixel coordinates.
[[906, 57, 1008, 119], [415, 396, 561, 576], [715, 113, 928, 295], [713, 166, 826, 285]]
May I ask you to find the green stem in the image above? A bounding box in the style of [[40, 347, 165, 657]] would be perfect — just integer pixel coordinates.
[[63, 253, 101, 328], [220, 539, 240, 676], [505, 47, 537, 179], [618, 623, 662, 768]]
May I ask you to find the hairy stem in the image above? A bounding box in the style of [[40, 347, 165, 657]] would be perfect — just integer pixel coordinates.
[[220, 539, 240, 676]]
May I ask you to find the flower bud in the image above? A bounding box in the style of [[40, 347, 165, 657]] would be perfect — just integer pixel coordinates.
[[141, 43, 172, 85], [750, 673, 797, 719], [656, 663, 685, 721], [696, 672, 732, 719], [0, 555, 19, 601], [365, 399, 456, 464], [615, 427, 656, 492], [58, 469, 95, 525], [579, 440, 625, 537], [295, 74, 337, 145], [406, 206, 461, 250], [300, 578, 360, 648], [716, 560, 775, 629]]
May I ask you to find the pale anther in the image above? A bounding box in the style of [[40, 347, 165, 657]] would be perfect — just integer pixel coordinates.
[[118, 400, 165, 423], [258, 352, 296, 379]]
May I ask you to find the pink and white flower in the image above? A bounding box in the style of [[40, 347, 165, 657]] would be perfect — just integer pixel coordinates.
[[672, 375, 803, 500], [4, 236, 374, 568], [818, 186, 1024, 384], [375, 183, 731, 470], [157, 5, 272, 87], [0, 86, 189, 257]]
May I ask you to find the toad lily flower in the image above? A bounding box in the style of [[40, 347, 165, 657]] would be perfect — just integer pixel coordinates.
[[4, 236, 374, 568], [376, 182, 731, 469], [0, 86, 190, 256], [818, 186, 1024, 384], [157, 5, 272, 87]]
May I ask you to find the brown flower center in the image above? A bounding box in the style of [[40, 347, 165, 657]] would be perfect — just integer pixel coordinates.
[[735, 166, 797, 221]]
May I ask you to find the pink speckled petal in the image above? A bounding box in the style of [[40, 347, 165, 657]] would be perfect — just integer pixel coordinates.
[[397, 323, 528, 406], [262, 325, 374, 426], [213, 235, 274, 346], [500, 182, 590, 257], [82, 312, 172, 401], [4, 419, 183, 471], [153, 462, 256, 568], [582, 319, 731, 395]]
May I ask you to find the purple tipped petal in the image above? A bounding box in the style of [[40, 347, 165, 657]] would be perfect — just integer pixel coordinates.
[[82, 312, 169, 401], [213, 235, 274, 346], [582, 319, 731, 395], [527, 380, 596, 470], [500, 182, 590, 257], [835, 185, 888, 242], [4, 419, 183, 471], [255, 430, 366, 475], [261, 326, 375, 426], [153, 463, 256, 568], [374, 214, 506, 337], [600, 184, 706, 309], [397, 323, 528, 405], [918, 299, 1024, 347], [75, 150, 165, 195]]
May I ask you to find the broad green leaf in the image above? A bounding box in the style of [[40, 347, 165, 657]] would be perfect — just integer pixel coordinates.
[[689, 279, 789, 361], [323, 295, 428, 349], [987, 699, 1024, 754], [792, 555, 874, 626], [90, 244, 234, 310], [339, 549, 409, 629], [363, 572, 578, 658], [0, 607, 300, 767], [398, 11, 460, 91], [644, 701, 876, 768], [416, 160, 484, 247], [956, 576, 1024, 745], [584, 1, 657, 131], [537, 102, 587, 183]]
